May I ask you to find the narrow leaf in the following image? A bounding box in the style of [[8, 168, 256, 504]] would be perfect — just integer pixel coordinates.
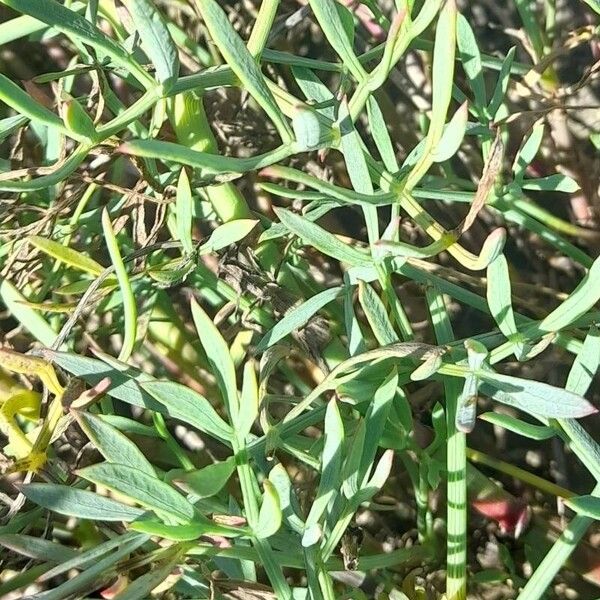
[[176, 168, 194, 255], [353, 449, 394, 506], [513, 119, 544, 175], [129, 516, 242, 540], [60, 93, 97, 141], [338, 97, 378, 238], [521, 174, 580, 193], [122, 0, 179, 92], [34, 535, 148, 600], [366, 95, 399, 172], [338, 98, 373, 195], [268, 463, 305, 533], [304, 399, 344, 533], [291, 66, 335, 120], [488, 47, 515, 119], [0, 73, 67, 134], [29, 235, 104, 275], [76, 462, 196, 523], [113, 556, 181, 600], [102, 208, 137, 361], [19, 483, 144, 521], [457, 13, 486, 109], [192, 0, 292, 142], [0, 534, 79, 563], [47, 352, 164, 413], [190, 298, 238, 419], [539, 254, 600, 333], [411, 352, 443, 381], [478, 413, 556, 440], [0, 280, 58, 347], [141, 380, 233, 441], [73, 410, 156, 477], [37, 532, 145, 583], [308, 0, 366, 81], [358, 280, 399, 346], [256, 286, 342, 352], [360, 368, 397, 483], [433, 101, 468, 162], [342, 419, 366, 499], [274, 207, 370, 267], [255, 480, 282, 539], [239, 360, 259, 439], [200, 219, 258, 254], [487, 255, 525, 360], [477, 371, 597, 419], [1, 0, 152, 87], [170, 458, 236, 499], [405, 0, 457, 190], [0, 114, 28, 142], [566, 325, 600, 396], [565, 496, 600, 520]]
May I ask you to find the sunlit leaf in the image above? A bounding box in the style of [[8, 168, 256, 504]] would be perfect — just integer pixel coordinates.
[[19, 483, 144, 521]]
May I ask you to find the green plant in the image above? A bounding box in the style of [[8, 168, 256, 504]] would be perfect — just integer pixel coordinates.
[[0, 0, 599, 598]]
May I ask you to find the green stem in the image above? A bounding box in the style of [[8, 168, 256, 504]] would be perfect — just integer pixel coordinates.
[[234, 441, 292, 598], [247, 0, 280, 58], [96, 89, 159, 138], [152, 413, 195, 471], [466, 448, 574, 500], [186, 539, 434, 571], [416, 465, 432, 542], [0, 143, 92, 192], [101, 208, 137, 362], [510, 194, 597, 240], [427, 287, 467, 600]]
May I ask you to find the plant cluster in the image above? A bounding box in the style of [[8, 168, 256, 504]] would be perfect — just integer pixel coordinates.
[[0, 0, 599, 599]]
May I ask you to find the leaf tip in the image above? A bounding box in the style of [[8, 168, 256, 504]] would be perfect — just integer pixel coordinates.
[[258, 167, 276, 179], [116, 143, 132, 155]]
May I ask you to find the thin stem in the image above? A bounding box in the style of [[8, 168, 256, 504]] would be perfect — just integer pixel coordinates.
[[427, 287, 467, 600], [247, 0, 280, 58], [234, 440, 292, 599], [466, 448, 574, 500], [97, 89, 160, 138], [152, 413, 195, 471]]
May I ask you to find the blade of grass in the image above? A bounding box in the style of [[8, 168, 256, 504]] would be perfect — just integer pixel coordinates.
[[101, 209, 137, 362]]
